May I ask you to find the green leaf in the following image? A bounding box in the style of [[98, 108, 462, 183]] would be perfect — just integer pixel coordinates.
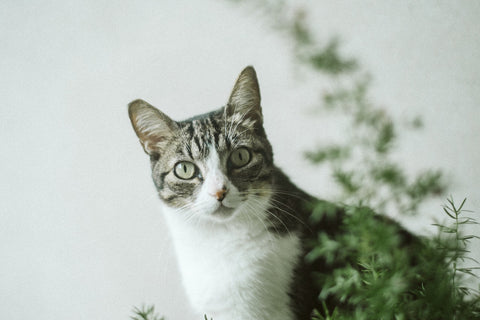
[[375, 121, 395, 154], [307, 38, 358, 75], [305, 146, 350, 164], [333, 169, 360, 194]]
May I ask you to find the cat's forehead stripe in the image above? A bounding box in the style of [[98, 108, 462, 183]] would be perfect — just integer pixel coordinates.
[[178, 115, 226, 158], [184, 122, 194, 138], [175, 109, 266, 161], [192, 135, 206, 158]]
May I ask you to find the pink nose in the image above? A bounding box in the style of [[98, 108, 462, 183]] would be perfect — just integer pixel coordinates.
[[211, 187, 227, 201]]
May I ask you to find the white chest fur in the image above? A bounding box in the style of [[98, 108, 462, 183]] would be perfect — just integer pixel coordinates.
[[162, 206, 301, 320]]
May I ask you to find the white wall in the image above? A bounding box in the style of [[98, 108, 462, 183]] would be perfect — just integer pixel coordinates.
[[1, 1, 479, 319]]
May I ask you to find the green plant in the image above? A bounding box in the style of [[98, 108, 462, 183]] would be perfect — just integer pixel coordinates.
[[307, 198, 480, 319], [435, 198, 480, 313], [131, 305, 164, 320]]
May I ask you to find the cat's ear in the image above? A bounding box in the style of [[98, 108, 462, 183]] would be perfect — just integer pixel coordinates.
[[226, 66, 263, 127], [128, 99, 178, 156]]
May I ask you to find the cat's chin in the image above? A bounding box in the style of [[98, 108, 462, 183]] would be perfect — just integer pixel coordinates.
[[210, 204, 235, 221]]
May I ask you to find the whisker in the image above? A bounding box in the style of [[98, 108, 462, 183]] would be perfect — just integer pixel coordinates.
[[243, 201, 267, 231], [246, 194, 292, 237], [240, 190, 309, 231], [242, 201, 276, 250], [267, 197, 308, 227], [245, 187, 310, 201]]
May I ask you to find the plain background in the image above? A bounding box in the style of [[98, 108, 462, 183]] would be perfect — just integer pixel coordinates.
[[1, 1, 479, 319]]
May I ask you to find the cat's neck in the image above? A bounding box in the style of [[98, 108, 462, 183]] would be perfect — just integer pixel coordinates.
[[160, 199, 301, 320]]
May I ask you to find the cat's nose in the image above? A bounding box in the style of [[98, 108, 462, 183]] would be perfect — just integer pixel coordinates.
[[210, 187, 228, 202]]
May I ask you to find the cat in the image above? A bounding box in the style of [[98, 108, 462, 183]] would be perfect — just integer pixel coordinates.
[[127, 67, 414, 320]]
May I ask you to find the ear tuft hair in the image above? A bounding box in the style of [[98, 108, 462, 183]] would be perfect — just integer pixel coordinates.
[[226, 66, 263, 127], [128, 99, 178, 156]]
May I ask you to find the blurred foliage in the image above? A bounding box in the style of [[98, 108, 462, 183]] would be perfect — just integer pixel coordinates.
[[303, 72, 446, 214], [291, 15, 446, 214]]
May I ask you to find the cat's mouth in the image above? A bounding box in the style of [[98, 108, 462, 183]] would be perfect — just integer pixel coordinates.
[[211, 203, 235, 219]]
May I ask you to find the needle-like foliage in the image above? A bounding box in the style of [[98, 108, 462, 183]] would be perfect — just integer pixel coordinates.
[[131, 305, 164, 320]]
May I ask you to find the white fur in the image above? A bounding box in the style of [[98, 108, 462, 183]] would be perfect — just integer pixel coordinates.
[[194, 147, 241, 217], [161, 148, 301, 320]]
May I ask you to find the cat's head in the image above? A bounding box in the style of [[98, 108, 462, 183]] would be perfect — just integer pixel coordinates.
[[128, 66, 274, 223]]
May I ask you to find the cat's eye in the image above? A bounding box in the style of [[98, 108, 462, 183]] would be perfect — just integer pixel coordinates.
[[174, 161, 197, 180], [230, 147, 251, 168]]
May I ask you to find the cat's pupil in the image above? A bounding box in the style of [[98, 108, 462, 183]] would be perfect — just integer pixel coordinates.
[[174, 161, 196, 180]]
